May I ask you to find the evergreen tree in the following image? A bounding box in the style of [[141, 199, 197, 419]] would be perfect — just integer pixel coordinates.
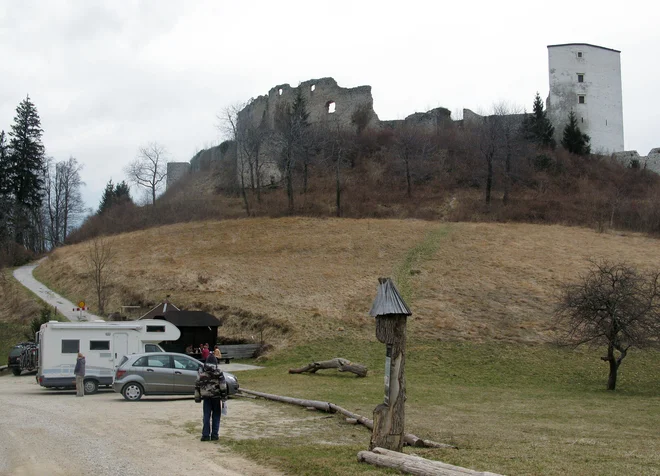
[[561, 110, 591, 155], [522, 92, 555, 148], [0, 131, 12, 244], [8, 96, 46, 249], [98, 180, 115, 214], [98, 179, 133, 214]]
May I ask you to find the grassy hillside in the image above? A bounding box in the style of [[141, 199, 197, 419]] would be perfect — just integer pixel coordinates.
[[36, 218, 660, 347], [0, 270, 47, 357], [32, 219, 660, 474]]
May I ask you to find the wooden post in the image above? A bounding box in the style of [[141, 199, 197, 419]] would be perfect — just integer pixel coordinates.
[[369, 277, 411, 452]]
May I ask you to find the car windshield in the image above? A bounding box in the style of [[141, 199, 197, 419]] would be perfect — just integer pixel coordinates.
[[9, 347, 22, 357]]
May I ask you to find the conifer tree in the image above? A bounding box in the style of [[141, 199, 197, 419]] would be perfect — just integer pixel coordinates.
[[8, 96, 46, 249], [98, 179, 133, 214], [522, 92, 555, 148], [561, 110, 591, 155]]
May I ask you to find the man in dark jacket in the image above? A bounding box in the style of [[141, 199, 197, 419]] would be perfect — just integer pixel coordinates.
[[194, 354, 227, 441], [74, 352, 86, 397]]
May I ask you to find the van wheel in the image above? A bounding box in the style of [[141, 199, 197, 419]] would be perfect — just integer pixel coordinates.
[[84, 379, 99, 395], [122, 383, 144, 401], [11, 368, 21, 376]]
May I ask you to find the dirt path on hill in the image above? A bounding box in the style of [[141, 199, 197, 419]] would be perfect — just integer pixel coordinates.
[[0, 373, 284, 476], [13, 259, 101, 322]]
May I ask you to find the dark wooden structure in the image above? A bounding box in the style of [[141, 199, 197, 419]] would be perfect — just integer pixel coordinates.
[[138, 301, 222, 354], [368, 277, 412, 452]]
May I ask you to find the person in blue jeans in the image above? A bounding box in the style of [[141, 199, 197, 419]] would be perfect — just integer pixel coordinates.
[[194, 354, 227, 441]]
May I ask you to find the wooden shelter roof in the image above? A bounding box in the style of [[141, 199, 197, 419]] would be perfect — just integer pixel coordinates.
[[369, 278, 412, 317]]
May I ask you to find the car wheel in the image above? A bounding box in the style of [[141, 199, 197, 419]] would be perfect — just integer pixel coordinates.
[[122, 383, 144, 401], [83, 379, 99, 395], [11, 368, 21, 376]]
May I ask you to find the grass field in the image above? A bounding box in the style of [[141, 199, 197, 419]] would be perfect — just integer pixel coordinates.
[[32, 218, 660, 474], [228, 339, 660, 476]]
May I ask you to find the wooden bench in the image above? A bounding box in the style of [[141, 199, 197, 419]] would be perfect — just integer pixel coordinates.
[[218, 344, 261, 364]]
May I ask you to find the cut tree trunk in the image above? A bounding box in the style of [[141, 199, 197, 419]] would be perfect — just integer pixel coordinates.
[[371, 316, 407, 451], [239, 388, 456, 449], [288, 358, 367, 377], [358, 447, 503, 476]]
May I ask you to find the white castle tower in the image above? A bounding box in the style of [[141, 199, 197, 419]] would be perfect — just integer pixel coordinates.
[[546, 43, 624, 153]]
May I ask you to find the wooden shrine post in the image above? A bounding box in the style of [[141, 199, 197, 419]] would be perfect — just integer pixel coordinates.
[[368, 277, 412, 451]]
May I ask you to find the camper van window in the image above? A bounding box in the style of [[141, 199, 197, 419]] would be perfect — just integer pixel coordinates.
[[90, 340, 110, 350], [146, 325, 166, 332], [61, 340, 79, 353]]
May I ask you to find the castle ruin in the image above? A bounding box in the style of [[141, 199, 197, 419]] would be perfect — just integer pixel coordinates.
[[166, 47, 658, 189]]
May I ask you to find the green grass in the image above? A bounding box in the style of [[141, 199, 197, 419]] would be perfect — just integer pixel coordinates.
[[230, 338, 660, 476], [392, 225, 450, 304]]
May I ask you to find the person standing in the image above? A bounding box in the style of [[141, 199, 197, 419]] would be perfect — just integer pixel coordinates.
[[74, 352, 86, 397], [194, 354, 227, 441], [213, 346, 222, 362], [201, 343, 210, 360]]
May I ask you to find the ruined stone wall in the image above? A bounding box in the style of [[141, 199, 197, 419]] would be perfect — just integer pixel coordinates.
[[235, 77, 380, 185], [613, 148, 660, 174]]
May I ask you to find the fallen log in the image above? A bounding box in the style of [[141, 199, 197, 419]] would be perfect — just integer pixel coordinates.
[[240, 388, 456, 449], [288, 358, 368, 377], [358, 447, 503, 476]]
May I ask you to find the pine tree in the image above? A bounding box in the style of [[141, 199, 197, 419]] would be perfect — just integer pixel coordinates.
[[98, 180, 115, 214], [522, 92, 555, 148], [8, 96, 45, 208], [561, 110, 591, 155], [8, 96, 46, 249], [98, 179, 133, 214]]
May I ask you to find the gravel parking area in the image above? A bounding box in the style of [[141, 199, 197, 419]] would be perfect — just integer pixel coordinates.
[[0, 373, 281, 476]]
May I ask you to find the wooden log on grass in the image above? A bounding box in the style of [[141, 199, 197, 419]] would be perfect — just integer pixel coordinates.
[[357, 447, 503, 476], [288, 358, 368, 377], [240, 388, 456, 449]]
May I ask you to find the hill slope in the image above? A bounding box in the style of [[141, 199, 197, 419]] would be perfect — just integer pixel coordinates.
[[36, 218, 660, 346]]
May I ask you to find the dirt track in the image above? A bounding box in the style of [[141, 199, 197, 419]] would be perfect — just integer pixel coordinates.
[[0, 373, 282, 476]]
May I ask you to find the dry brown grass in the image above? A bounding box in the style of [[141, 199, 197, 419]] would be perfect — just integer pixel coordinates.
[[36, 219, 660, 347]]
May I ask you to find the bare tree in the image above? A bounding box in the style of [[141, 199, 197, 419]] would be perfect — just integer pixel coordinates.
[[319, 121, 352, 217], [274, 88, 310, 214], [85, 237, 116, 315], [390, 123, 434, 198], [220, 104, 259, 215], [491, 103, 523, 205], [44, 156, 84, 247], [556, 260, 660, 390], [125, 143, 168, 207]]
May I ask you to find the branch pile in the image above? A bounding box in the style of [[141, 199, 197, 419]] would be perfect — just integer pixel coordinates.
[[239, 388, 455, 449]]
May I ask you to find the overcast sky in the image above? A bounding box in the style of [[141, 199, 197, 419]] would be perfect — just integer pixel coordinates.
[[1, 0, 658, 212]]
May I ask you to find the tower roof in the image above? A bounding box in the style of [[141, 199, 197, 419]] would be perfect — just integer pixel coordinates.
[[547, 43, 620, 53]]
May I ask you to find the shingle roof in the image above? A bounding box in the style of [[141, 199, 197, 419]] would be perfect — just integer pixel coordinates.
[[369, 278, 412, 317], [138, 301, 180, 320], [159, 310, 222, 327]]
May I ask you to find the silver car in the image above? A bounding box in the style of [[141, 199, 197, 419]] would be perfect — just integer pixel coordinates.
[[113, 352, 239, 401]]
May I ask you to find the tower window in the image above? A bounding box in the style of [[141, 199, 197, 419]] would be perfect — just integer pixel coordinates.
[[578, 95, 585, 104], [577, 73, 584, 83], [577, 51, 583, 58]]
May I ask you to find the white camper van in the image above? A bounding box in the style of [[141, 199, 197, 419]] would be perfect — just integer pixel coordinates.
[[36, 319, 181, 394]]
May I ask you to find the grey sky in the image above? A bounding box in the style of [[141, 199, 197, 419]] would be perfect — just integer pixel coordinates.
[[1, 0, 658, 212]]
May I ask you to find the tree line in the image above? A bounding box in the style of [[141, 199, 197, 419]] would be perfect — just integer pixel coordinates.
[[0, 96, 85, 265]]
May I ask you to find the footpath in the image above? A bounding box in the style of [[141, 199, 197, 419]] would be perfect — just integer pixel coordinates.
[[13, 259, 102, 322]]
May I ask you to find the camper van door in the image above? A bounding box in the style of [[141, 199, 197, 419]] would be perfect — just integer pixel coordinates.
[[113, 333, 128, 366]]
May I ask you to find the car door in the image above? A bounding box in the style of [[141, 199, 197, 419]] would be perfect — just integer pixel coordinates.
[[172, 355, 202, 394], [139, 354, 174, 394]]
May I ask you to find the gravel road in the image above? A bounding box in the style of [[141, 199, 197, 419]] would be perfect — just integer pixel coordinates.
[[12, 259, 101, 322], [0, 373, 281, 476]]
